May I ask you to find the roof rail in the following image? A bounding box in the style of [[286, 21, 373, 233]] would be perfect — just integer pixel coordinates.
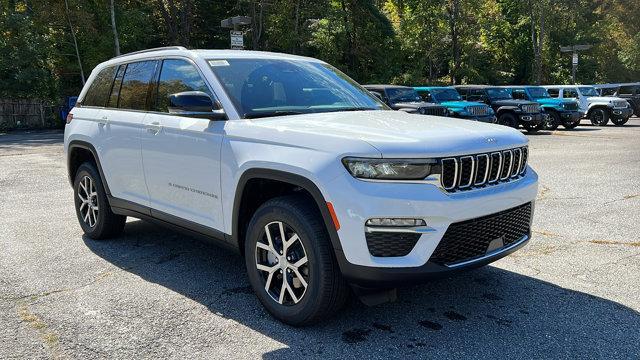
[[114, 46, 187, 59]]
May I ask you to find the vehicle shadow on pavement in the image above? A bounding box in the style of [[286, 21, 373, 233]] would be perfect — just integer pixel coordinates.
[[0, 130, 63, 148], [84, 219, 640, 359]]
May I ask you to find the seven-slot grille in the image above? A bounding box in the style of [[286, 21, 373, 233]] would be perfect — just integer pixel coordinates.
[[429, 202, 532, 266], [422, 107, 448, 116], [440, 146, 528, 192], [613, 100, 628, 108], [521, 103, 541, 113], [467, 105, 490, 116]]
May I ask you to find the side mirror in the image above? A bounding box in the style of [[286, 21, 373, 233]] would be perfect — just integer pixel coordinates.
[[167, 91, 226, 120]]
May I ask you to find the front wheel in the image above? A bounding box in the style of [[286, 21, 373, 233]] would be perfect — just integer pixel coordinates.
[[244, 195, 349, 326], [522, 121, 543, 133], [544, 111, 560, 130], [611, 117, 629, 126], [589, 108, 609, 126], [497, 113, 518, 129], [562, 118, 581, 129], [73, 162, 126, 239]]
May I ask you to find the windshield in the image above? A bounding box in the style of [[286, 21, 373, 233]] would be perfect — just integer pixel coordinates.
[[207, 59, 386, 118], [430, 88, 462, 102], [487, 88, 512, 100], [527, 87, 549, 99], [579, 87, 599, 97], [386, 88, 422, 103]]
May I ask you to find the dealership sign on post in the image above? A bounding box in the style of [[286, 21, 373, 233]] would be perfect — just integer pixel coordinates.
[[230, 31, 244, 50], [572, 53, 578, 65]]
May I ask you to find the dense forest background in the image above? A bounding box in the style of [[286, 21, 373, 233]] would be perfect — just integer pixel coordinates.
[[1, 0, 639, 102]]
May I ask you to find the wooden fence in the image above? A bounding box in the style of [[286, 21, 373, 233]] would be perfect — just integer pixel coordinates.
[[0, 99, 60, 130]]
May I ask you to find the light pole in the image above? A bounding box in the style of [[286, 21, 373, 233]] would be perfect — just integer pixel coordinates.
[[560, 44, 592, 84], [221, 16, 252, 50]]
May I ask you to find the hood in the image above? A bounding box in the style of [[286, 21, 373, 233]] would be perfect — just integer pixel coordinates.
[[534, 98, 569, 106], [227, 110, 528, 158], [391, 101, 443, 110], [440, 100, 488, 109], [587, 96, 622, 103], [492, 99, 536, 107]]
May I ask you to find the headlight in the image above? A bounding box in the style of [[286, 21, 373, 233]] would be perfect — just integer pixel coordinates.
[[342, 158, 436, 180]]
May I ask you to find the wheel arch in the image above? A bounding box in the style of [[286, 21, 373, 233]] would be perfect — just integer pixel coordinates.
[[67, 140, 111, 195], [232, 168, 342, 257], [587, 105, 609, 117]]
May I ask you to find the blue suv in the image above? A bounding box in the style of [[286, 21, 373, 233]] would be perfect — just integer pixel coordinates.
[[414, 86, 496, 123], [503, 86, 583, 130]]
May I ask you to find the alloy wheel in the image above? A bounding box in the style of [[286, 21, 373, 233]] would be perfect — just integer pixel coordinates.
[[77, 175, 99, 227], [255, 221, 309, 305]]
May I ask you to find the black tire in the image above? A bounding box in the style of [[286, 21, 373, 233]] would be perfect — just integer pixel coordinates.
[[589, 108, 609, 126], [497, 112, 518, 129], [611, 117, 629, 126], [73, 162, 126, 239], [544, 111, 560, 130], [562, 118, 581, 129], [244, 195, 349, 326]]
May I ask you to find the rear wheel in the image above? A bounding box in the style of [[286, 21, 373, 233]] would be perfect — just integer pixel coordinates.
[[611, 116, 629, 126], [73, 162, 126, 239], [497, 112, 518, 129], [589, 108, 609, 126], [244, 195, 349, 326]]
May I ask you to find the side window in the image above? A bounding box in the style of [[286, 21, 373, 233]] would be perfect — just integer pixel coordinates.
[[456, 88, 467, 100], [563, 89, 578, 99], [108, 65, 126, 108], [547, 88, 559, 98], [619, 86, 633, 95], [512, 90, 527, 100], [467, 89, 483, 101], [118, 60, 158, 110], [156, 59, 212, 113], [601, 88, 617, 96], [82, 66, 116, 107]]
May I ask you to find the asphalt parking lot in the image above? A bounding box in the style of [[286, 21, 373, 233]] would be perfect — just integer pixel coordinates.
[[1, 119, 639, 359]]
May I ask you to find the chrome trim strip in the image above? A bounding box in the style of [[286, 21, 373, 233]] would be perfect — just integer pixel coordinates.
[[458, 156, 475, 189], [489, 152, 502, 183], [500, 150, 513, 180], [441, 158, 458, 190], [475, 154, 490, 185], [444, 235, 530, 268], [511, 148, 522, 177], [365, 226, 437, 234]]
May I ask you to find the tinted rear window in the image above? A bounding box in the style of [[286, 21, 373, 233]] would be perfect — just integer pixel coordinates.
[[83, 66, 116, 107], [118, 61, 158, 110]]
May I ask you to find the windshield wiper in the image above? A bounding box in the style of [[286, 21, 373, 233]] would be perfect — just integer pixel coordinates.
[[244, 110, 306, 119]]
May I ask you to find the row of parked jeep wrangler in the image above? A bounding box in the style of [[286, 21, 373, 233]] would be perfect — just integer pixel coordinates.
[[363, 83, 640, 133]]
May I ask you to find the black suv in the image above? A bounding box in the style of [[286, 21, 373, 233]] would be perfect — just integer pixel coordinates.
[[363, 85, 449, 116], [596, 83, 640, 117], [454, 85, 545, 133]]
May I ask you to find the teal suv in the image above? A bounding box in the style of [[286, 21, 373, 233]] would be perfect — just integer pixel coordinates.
[[504, 86, 583, 130], [414, 86, 497, 123]]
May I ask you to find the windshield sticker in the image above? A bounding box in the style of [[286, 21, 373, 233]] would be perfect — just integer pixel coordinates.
[[208, 60, 230, 67]]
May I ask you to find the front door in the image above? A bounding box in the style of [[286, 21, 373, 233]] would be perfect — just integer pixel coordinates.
[[141, 58, 225, 231]]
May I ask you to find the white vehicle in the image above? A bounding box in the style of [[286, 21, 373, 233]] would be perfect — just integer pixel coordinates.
[[544, 85, 632, 126], [64, 47, 538, 325]]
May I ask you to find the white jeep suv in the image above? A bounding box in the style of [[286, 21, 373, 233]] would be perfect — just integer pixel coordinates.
[[544, 85, 633, 126], [64, 47, 538, 325]]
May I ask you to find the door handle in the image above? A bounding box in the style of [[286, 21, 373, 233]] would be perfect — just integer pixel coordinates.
[[98, 116, 109, 126], [146, 121, 162, 134]]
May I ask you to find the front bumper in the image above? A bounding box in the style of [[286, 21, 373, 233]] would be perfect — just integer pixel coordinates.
[[611, 107, 633, 119], [325, 168, 539, 285], [335, 234, 530, 287], [560, 110, 583, 121], [517, 113, 544, 124]]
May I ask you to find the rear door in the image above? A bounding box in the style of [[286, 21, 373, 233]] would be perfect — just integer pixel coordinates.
[[141, 58, 225, 231], [99, 60, 158, 207]]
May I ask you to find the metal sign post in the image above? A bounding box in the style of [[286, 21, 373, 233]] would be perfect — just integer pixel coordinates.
[[560, 44, 592, 84], [221, 16, 252, 50]]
